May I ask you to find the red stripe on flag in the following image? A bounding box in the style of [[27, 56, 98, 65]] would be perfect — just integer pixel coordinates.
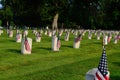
[[57, 40, 61, 48], [107, 37, 111, 42], [96, 72, 102, 80], [75, 37, 80, 43], [17, 35, 20, 40], [104, 75, 110, 80], [24, 39, 31, 52]]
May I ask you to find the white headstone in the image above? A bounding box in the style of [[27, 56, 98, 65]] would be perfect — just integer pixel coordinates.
[[48, 30, 52, 37], [40, 30, 43, 34], [16, 29, 20, 34], [44, 30, 47, 35], [88, 33, 92, 39], [73, 35, 82, 48], [74, 30, 78, 36], [16, 34, 22, 43], [52, 35, 59, 51], [103, 35, 108, 45], [33, 29, 37, 35], [21, 37, 32, 54], [86, 68, 97, 80], [97, 33, 100, 40], [36, 37, 41, 42], [64, 32, 70, 41], [73, 41, 80, 48], [114, 36, 117, 44], [82, 30, 86, 36], [36, 32, 41, 42], [97, 36, 100, 40], [9, 30, 13, 37], [59, 30, 63, 36]]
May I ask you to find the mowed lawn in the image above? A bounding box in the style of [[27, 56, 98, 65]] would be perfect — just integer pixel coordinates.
[[0, 30, 119, 80]]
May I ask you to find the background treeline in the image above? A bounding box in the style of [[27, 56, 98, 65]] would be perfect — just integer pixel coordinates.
[[0, 0, 120, 30]]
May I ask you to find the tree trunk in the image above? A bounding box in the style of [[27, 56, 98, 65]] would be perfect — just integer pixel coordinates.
[[52, 13, 59, 30]]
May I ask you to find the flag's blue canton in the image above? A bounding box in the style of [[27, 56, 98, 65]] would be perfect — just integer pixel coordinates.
[[98, 49, 108, 76]]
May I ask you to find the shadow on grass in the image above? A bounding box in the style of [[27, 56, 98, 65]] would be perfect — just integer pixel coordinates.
[[93, 41, 101, 44], [38, 47, 51, 51], [0, 39, 15, 43], [111, 75, 120, 80], [62, 45, 73, 48], [7, 49, 21, 54], [112, 62, 120, 66], [4, 57, 98, 80], [9, 39, 15, 42]]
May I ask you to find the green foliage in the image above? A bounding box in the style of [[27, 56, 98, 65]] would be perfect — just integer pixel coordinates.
[[0, 19, 2, 25], [5, 6, 13, 20], [0, 0, 120, 29], [104, 0, 120, 29]]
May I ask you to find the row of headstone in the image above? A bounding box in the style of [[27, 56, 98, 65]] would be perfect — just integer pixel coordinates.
[[85, 30, 120, 45], [0, 29, 3, 35], [2, 29, 120, 54], [6, 29, 120, 44]]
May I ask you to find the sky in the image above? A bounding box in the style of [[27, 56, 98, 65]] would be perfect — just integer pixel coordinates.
[[0, 0, 2, 9], [0, 4, 2, 9]]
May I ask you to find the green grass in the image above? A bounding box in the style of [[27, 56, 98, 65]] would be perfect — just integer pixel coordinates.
[[0, 30, 120, 80]]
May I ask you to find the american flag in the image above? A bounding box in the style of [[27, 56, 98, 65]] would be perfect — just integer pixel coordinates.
[[36, 32, 41, 37], [94, 48, 110, 80], [107, 33, 111, 43], [75, 34, 82, 43], [16, 34, 20, 40], [117, 34, 120, 40], [65, 31, 69, 39], [9, 30, 12, 35], [24, 37, 31, 52], [57, 34, 61, 49]]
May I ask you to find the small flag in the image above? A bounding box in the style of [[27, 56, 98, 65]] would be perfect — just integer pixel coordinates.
[[75, 34, 82, 43], [117, 34, 120, 40], [24, 37, 31, 52], [36, 32, 41, 37], [107, 33, 111, 43], [65, 31, 69, 39], [17, 34, 20, 40], [57, 34, 61, 48], [94, 48, 110, 80], [9, 30, 12, 35]]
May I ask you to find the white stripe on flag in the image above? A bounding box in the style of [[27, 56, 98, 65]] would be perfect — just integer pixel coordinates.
[[95, 70, 105, 80]]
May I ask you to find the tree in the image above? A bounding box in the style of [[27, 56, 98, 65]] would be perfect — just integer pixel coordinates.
[[104, 0, 120, 30], [2, 0, 120, 29], [9, 0, 70, 29], [71, 0, 99, 29]]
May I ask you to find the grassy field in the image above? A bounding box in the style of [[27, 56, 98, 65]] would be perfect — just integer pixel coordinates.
[[0, 30, 120, 80]]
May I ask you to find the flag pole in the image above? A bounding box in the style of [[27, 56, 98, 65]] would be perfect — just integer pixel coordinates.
[[102, 40, 106, 51], [103, 45, 105, 50]]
